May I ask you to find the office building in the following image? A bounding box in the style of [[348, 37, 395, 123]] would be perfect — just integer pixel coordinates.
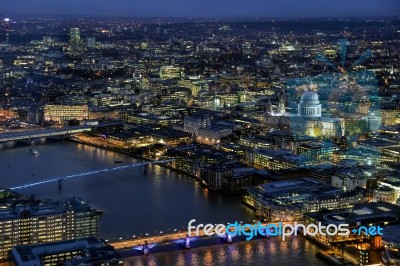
[[11, 237, 122, 266], [44, 105, 89, 123], [69, 28, 81, 46], [243, 178, 366, 221], [0, 195, 99, 261]]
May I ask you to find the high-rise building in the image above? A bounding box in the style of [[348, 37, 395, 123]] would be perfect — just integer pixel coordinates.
[[242, 42, 252, 55], [86, 37, 96, 48], [3, 18, 10, 43], [69, 28, 81, 47], [0, 194, 99, 261]]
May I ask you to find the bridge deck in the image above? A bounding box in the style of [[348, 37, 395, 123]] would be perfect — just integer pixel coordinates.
[[0, 126, 92, 142]]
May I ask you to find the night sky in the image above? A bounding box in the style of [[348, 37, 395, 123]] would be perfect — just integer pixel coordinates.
[[1, 0, 399, 18]]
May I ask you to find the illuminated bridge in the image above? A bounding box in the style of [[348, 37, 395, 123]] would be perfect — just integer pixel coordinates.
[[9, 159, 174, 191], [0, 125, 92, 142]]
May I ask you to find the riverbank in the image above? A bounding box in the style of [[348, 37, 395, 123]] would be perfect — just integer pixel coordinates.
[[68, 136, 153, 162], [8, 137, 333, 265], [316, 251, 347, 265], [67, 136, 243, 195]]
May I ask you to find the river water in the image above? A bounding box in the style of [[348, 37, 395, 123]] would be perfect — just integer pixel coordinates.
[[0, 141, 327, 265]]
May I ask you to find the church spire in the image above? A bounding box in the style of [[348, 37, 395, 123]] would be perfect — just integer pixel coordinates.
[[277, 93, 285, 114], [265, 97, 273, 114]]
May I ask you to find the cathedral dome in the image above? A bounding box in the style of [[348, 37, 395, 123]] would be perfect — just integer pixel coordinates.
[[300, 90, 320, 105], [298, 90, 321, 118]]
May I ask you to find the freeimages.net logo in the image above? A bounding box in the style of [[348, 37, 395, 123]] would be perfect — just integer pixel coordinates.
[[187, 219, 383, 241]]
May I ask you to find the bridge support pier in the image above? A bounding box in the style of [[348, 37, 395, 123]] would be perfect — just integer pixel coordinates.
[[227, 234, 232, 243], [0, 141, 16, 149], [143, 241, 149, 255], [185, 234, 191, 249], [18, 137, 46, 146]]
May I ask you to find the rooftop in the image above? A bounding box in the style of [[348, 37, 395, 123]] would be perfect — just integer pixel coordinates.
[[11, 237, 121, 266]]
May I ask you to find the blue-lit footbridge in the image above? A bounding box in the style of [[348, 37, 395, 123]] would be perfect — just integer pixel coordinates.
[[5, 158, 261, 255], [8, 159, 174, 191]]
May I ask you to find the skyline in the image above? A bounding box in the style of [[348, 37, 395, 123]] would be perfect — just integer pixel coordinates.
[[1, 0, 400, 18], [0, 2, 400, 265]]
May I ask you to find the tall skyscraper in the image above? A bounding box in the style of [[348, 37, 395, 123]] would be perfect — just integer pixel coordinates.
[[86, 37, 96, 48], [3, 18, 10, 43], [69, 27, 81, 47]]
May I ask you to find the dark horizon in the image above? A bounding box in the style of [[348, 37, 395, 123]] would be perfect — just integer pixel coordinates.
[[1, 0, 399, 19], [1, 14, 400, 21]]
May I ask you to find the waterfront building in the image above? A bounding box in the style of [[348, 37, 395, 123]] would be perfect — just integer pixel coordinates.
[[0, 195, 99, 261], [104, 132, 154, 148], [163, 146, 259, 193], [304, 202, 400, 265], [44, 105, 89, 124], [103, 127, 191, 149], [11, 237, 122, 266], [201, 166, 256, 193], [242, 178, 366, 221]]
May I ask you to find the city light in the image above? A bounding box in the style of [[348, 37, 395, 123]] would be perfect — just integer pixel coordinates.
[[0, 3, 398, 265]]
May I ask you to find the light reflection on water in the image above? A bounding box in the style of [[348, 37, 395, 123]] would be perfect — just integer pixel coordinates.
[[125, 236, 328, 266], [0, 142, 327, 265], [0, 141, 253, 240]]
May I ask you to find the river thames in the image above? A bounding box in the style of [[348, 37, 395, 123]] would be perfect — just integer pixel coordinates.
[[0, 141, 327, 265]]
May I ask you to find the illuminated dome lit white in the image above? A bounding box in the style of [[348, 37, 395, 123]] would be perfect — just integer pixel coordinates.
[[298, 90, 321, 118]]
